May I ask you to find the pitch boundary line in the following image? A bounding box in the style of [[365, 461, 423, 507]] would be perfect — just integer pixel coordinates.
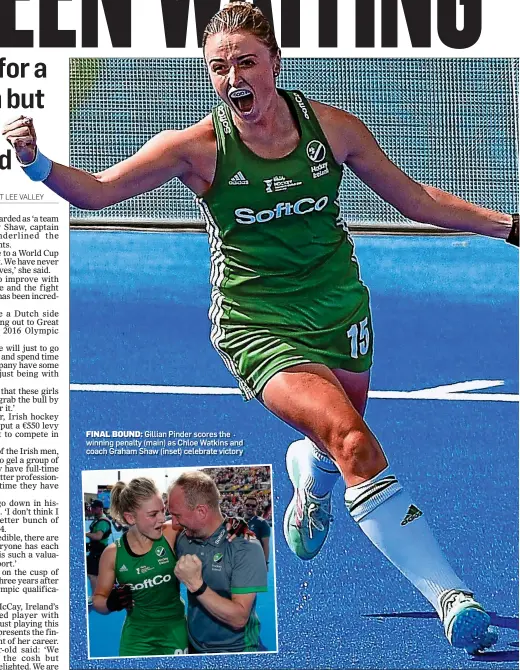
[[70, 380, 518, 402]]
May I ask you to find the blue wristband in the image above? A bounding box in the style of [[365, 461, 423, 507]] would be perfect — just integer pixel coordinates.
[[20, 149, 53, 182]]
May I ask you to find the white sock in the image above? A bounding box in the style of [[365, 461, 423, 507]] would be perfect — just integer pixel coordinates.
[[294, 437, 341, 498], [344, 467, 469, 616]]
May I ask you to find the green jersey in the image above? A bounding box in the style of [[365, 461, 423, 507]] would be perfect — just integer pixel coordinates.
[[198, 90, 372, 398], [88, 516, 111, 555], [114, 533, 184, 622]]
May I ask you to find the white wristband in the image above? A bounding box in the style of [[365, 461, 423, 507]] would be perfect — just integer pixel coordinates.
[[20, 149, 53, 182]]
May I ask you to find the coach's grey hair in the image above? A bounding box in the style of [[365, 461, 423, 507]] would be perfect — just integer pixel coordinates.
[[170, 471, 221, 512]]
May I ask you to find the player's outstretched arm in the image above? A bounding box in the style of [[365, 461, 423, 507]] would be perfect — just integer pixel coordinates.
[[314, 103, 517, 244], [2, 115, 193, 211], [347, 115, 516, 242]]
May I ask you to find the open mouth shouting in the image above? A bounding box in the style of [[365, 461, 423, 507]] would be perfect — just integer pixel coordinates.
[[228, 87, 255, 115]]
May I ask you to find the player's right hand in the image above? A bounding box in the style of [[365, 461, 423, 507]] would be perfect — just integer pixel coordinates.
[[106, 585, 133, 612], [2, 115, 37, 164]]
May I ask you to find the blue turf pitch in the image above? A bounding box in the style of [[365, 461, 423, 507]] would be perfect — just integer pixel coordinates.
[[70, 232, 518, 669]]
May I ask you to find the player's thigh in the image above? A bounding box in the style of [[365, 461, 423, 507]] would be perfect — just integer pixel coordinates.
[[332, 368, 370, 417], [261, 363, 366, 448]]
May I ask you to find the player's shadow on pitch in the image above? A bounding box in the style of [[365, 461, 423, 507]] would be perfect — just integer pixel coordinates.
[[364, 612, 518, 663]]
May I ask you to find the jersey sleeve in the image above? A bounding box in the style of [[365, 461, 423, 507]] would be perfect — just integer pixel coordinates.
[[96, 519, 111, 534], [230, 539, 268, 595]]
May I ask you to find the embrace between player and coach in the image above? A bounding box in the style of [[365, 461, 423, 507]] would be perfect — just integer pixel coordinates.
[[88, 472, 269, 656]]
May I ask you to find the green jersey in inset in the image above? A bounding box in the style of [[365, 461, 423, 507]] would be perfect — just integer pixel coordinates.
[[114, 533, 188, 657], [114, 533, 184, 622]]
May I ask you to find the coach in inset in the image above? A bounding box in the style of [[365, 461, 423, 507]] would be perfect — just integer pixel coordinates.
[[168, 471, 268, 654]]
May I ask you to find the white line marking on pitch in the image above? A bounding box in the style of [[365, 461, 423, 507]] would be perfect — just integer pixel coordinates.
[[71, 384, 242, 395], [370, 391, 516, 402], [415, 379, 504, 394], [70, 380, 518, 402]]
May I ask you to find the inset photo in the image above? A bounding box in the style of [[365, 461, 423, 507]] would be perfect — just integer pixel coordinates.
[[82, 464, 276, 659]]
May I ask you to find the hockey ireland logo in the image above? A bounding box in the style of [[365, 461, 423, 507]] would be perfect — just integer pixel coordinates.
[[211, 551, 224, 572], [306, 140, 326, 163]]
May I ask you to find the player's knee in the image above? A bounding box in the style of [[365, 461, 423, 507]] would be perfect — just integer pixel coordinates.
[[332, 426, 371, 464], [329, 425, 382, 475]]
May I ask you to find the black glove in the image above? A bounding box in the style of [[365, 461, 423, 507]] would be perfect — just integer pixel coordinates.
[[106, 585, 133, 612], [507, 214, 518, 247]]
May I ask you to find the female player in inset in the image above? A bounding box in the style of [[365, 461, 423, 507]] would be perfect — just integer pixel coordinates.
[[92, 478, 188, 657], [3, 1, 517, 655]]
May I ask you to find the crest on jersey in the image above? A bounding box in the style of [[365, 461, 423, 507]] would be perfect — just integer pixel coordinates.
[[306, 140, 326, 163]]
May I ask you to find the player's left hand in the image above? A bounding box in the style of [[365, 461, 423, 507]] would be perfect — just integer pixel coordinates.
[[225, 516, 255, 542], [174, 554, 203, 592], [106, 585, 133, 612]]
